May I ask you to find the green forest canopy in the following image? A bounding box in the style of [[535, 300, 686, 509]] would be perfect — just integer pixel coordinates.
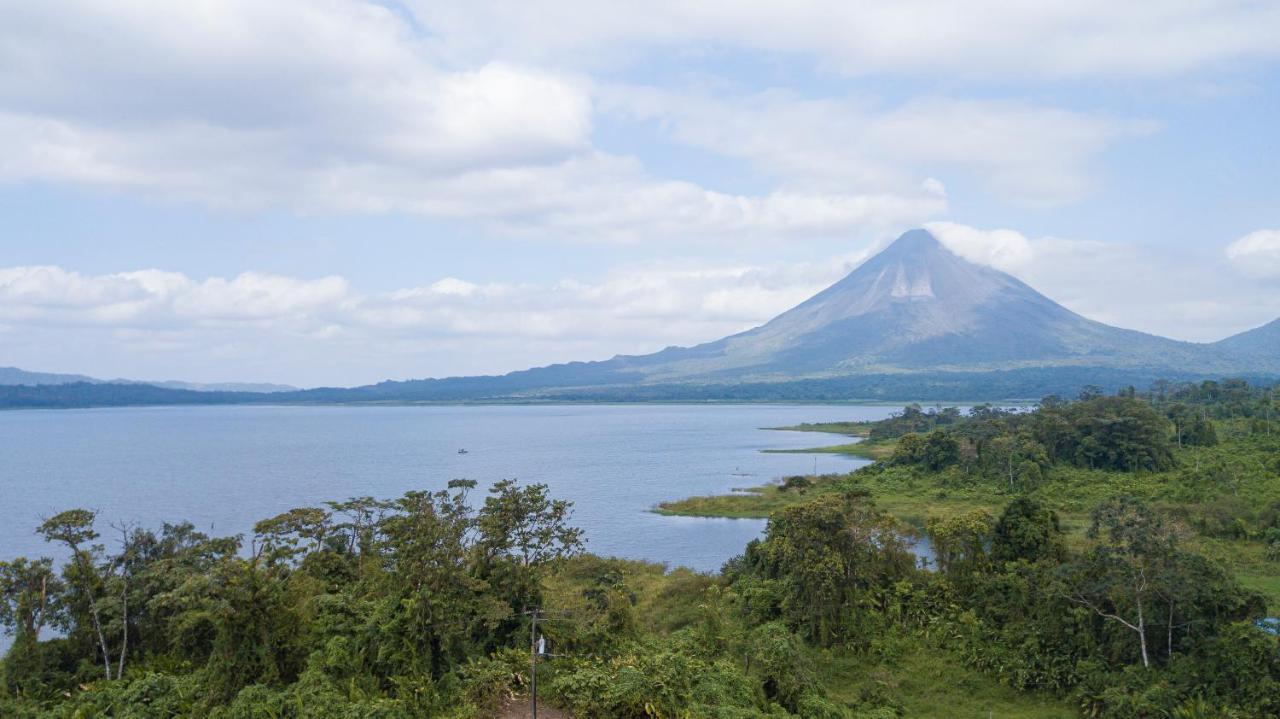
[[3, 379, 1280, 717]]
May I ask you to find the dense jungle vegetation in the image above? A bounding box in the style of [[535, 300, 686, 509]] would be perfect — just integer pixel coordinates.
[[3, 379, 1280, 717]]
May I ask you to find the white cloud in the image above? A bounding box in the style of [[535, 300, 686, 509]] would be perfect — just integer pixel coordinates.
[[424, 278, 481, 297], [0, 0, 946, 242], [388, 152, 945, 241], [1226, 230, 1280, 280], [0, 267, 351, 326], [926, 223, 1280, 342], [0, 0, 588, 205], [0, 259, 860, 384], [0, 0, 598, 211], [170, 274, 352, 321], [925, 221, 1040, 271], [412, 1, 1280, 79], [604, 88, 1142, 205], [0, 1, 1271, 228], [0, 2, 593, 168]]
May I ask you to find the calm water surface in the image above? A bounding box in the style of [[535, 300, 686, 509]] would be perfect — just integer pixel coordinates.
[[1, 404, 903, 574]]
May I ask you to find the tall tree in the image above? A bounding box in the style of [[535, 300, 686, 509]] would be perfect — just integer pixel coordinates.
[[1063, 498, 1177, 668], [37, 510, 117, 680]]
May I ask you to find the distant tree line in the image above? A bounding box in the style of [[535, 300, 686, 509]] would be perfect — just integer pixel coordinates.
[[885, 379, 1280, 491], [4, 369, 1278, 408]]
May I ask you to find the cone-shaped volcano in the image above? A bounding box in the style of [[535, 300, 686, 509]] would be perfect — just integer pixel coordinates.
[[608, 228, 1214, 380]]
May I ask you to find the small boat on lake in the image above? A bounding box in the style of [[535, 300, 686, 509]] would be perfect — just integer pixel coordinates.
[[457, 448, 469, 454]]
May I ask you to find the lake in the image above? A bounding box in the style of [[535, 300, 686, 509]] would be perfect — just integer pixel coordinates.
[[0, 404, 904, 576]]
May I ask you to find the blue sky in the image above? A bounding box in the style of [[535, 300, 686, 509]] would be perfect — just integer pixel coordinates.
[[1, 1, 1278, 386]]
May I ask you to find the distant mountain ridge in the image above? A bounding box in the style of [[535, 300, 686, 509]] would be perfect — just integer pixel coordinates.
[[1214, 318, 1280, 358], [0, 367, 297, 394], [3, 229, 1278, 406]]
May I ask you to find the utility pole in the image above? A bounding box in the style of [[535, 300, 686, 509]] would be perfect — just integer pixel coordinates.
[[529, 608, 538, 719]]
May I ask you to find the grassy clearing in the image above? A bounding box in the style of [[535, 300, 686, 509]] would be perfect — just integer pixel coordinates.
[[766, 422, 873, 437], [762, 439, 897, 460], [816, 641, 1077, 719], [654, 483, 803, 518], [1192, 536, 1280, 606]]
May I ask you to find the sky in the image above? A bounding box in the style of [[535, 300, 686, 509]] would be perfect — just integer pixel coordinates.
[[1, 0, 1278, 387]]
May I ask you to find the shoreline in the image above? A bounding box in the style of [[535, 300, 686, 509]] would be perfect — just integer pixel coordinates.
[[0, 398, 1012, 412]]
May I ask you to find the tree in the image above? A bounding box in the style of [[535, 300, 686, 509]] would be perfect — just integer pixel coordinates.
[[119, 521, 240, 664], [920, 430, 961, 471], [926, 509, 994, 575], [474, 479, 585, 647], [475, 479, 584, 570], [891, 433, 925, 465], [326, 496, 391, 559], [1167, 403, 1218, 448], [992, 498, 1064, 564], [1150, 379, 1172, 405], [37, 509, 118, 680], [893, 430, 960, 470], [0, 558, 62, 642], [1029, 405, 1074, 464], [1063, 498, 1177, 668], [374, 484, 499, 679], [253, 506, 333, 565], [985, 433, 1048, 490], [1068, 397, 1175, 472], [743, 491, 914, 645]]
